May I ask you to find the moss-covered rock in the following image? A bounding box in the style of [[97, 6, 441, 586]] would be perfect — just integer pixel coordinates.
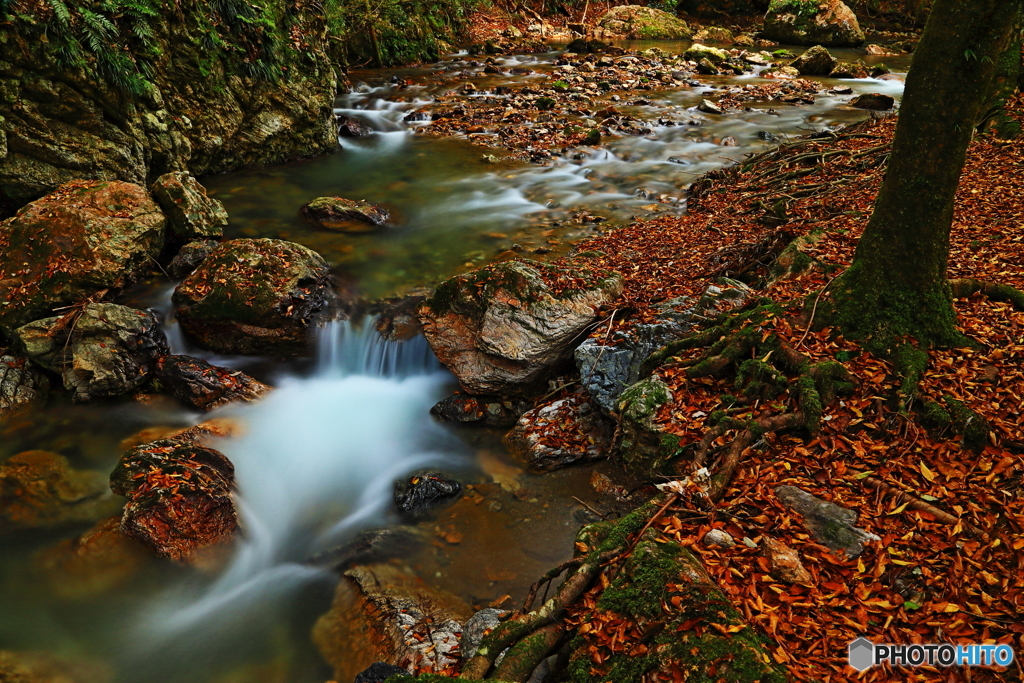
[[597, 5, 692, 40], [692, 26, 736, 44], [173, 238, 332, 356], [829, 59, 870, 78], [763, 0, 865, 47], [684, 43, 730, 64], [0, 180, 165, 334], [616, 376, 680, 475], [790, 44, 838, 75], [149, 172, 228, 243]]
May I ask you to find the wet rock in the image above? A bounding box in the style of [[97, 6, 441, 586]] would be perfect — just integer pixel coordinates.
[[306, 526, 427, 570], [775, 485, 880, 557], [506, 393, 612, 471], [0, 451, 115, 534], [110, 437, 237, 561], [850, 93, 895, 110], [353, 662, 409, 683], [430, 393, 531, 427], [36, 516, 151, 599], [565, 39, 608, 54], [155, 355, 271, 411], [0, 180, 165, 334], [696, 58, 720, 76], [149, 172, 228, 243], [692, 27, 735, 44], [763, 0, 865, 47], [734, 33, 756, 47], [300, 197, 390, 232], [829, 60, 870, 79], [764, 65, 800, 79], [167, 239, 219, 279], [312, 563, 472, 682], [394, 471, 462, 518], [0, 650, 109, 683], [16, 304, 169, 402], [763, 537, 813, 585], [704, 528, 736, 548], [791, 45, 838, 76], [695, 277, 751, 315], [616, 376, 678, 475], [684, 43, 728, 64], [697, 98, 724, 115], [337, 115, 373, 138], [863, 43, 898, 56], [374, 295, 426, 341], [173, 238, 331, 356], [418, 259, 622, 395], [462, 608, 509, 660], [597, 5, 691, 40], [0, 355, 49, 415]]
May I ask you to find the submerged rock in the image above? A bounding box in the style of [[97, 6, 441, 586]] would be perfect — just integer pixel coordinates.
[[0, 355, 50, 415], [300, 197, 390, 232], [374, 295, 426, 341], [0, 451, 115, 534], [597, 5, 691, 40], [0, 180, 165, 333], [418, 259, 623, 395], [313, 563, 472, 682], [110, 438, 237, 561], [167, 239, 219, 279], [763, 0, 865, 47], [506, 393, 612, 471], [791, 45, 838, 76], [336, 115, 373, 138], [36, 516, 152, 599], [0, 650, 109, 683], [850, 93, 895, 110], [173, 238, 332, 356], [155, 355, 271, 411], [15, 304, 169, 402], [394, 472, 462, 518], [149, 172, 228, 243]]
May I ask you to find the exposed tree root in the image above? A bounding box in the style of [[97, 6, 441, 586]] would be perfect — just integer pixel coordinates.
[[489, 622, 565, 683], [949, 278, 1024, 310], [848, 469, 987, 538]]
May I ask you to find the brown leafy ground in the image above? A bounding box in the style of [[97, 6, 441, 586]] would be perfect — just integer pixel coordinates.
[[558, 96, 1024, 681]]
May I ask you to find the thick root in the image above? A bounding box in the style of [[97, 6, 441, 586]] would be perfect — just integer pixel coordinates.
[[949, 278, 1024, 310]]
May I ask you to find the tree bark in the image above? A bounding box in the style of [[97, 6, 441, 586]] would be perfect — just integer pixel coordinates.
[[828, 0, 1022, 353]]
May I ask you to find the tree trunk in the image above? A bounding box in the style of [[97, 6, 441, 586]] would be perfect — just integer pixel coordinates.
[[828, 0, 1023, 353]]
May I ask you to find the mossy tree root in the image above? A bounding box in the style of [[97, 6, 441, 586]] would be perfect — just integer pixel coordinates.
[[949, 279, 1024, 310], [489, 622, 566, 683], [703, 412, 804, 502]]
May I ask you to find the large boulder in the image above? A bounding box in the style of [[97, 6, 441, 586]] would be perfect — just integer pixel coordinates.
[[597, 5, 692, 40], [0, 450, 117, 534], [155, 355, 271, 411], [763, 0, 865, 47], [172, 238, 332, 356], [149, 172, 228, 243], [790, 44, 838, 75], [110, 436, 237, 561], [0, 180, 165, 333], [0, 355, 50, 415], [15, 304, 169, 402], [312, 563, 472, 682], [692, 26, 735, 44], [418, 260, 623, 395]]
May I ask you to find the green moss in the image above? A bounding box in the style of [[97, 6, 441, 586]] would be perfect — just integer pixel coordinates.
[[536, 96, 556, 111], [599, 535, 681, 619], [943, 396, 990, 452]]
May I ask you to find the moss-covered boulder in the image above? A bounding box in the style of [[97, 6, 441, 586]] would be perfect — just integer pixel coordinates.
[[763, 0, 865, 47], [173, 238, 331, 356], [597, 5, 692, 40], [0, 355, 49, 415], [790, 44, 838, 75], [418, 259, 623, 395], [149, 172, 228, 243], [0, 180, 165, 334], [829, 60, 870, 78], [617, 376, 680, 475], [692, 26, 736, 44], [16, 304, 169, 402], [684, 43, 730, 64]]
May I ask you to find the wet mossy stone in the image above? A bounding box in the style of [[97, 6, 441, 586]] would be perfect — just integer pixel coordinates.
[[684, 43, 729, 65], [155, 355, 271, 411], [692, 26, 736, 44], [173, 238, 331, 356], [791, 44, 838, 76], [763, 0, 865, 47], [149, 172, 228, 244], [167, 240, 220, 279], [616, 376, 680, 475], [300, 197, 390, 232], [0, 180, 165, 335], [597, 5, 692, 40]]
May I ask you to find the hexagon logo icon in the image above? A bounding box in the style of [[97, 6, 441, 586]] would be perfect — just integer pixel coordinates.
[[848, 637, 875, 671]]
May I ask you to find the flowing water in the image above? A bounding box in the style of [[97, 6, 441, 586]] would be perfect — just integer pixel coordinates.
[[0, 41, 911, 683]]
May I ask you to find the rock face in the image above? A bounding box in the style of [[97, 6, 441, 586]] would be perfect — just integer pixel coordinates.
[[418, 260, 623, 395], [16, 304, 169, 402], [850, 93, 895, 110], [0, 181, 165, 333], [110, 437, 237, 561], [173, 239, 332, 355], [149, 172, 228, 243], [0, 451, 115, 534], [506, 393, 612, 471], [791, 45, 838, 75], [0, 355, 49, 414], [300, 197, 390, 232], [155, 355, 271, 411], [763, 0, 865, 47], [597, 5, 691, 40], [313, 563, 473, 682], [393, 472, 463, 518]]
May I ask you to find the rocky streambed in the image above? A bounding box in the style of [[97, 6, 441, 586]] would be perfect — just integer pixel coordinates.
[[0, 35, 910, 683]]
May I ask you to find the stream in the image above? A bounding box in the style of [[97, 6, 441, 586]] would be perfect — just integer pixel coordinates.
[[0, 40, 910, 683]]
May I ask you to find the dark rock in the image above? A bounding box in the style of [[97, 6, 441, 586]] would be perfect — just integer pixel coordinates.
[[300, 197, 390, 232], [850, 92, 895, 110], [505, 393, 612, 471], [791, 45, 838, 76], [829, 60, 870, 79], [0, 450, 116, 534], [173, 238, 331, 356], [757, 131, 778, 142], [374, 295, 426, 341], [0, 355, 49, 415], [616, 376, 678, 475], [0, 180, 165, 334], [417, 259, 622, 395], [430, 393, 531, 427], [149, 172, 228, 243], [110, 437, 237, 561], [15, 303, 169, 402], [337, 115, 373, 138], [167, 239, 219, 279], [775, 485, 880, 557], [394, 472, 462, 518], [696, 58, 720, 75], [305, 526, 426, 569], [353, 662, 409, 683], [155, 355, 271, 411], [763, 0, 865, 47], [565, 39, 608, 54], [403, 110, 430, 122]]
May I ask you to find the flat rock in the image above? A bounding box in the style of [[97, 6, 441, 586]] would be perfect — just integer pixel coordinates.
[[155, 355, 271, 411], [149, 172, 228, 243], [775, 485, 880, 557], [300, 196, 390, 232]]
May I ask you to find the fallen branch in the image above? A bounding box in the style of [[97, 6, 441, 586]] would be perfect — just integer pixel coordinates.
[[848, 469, 987, 537]]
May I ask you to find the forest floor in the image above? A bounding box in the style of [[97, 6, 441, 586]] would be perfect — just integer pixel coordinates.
[[547, 96, 1024, 681]]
